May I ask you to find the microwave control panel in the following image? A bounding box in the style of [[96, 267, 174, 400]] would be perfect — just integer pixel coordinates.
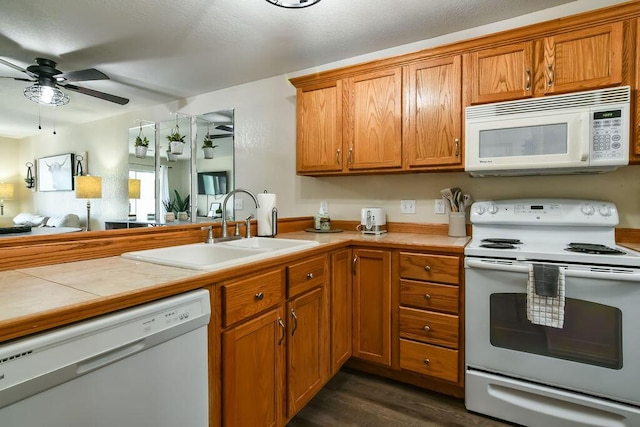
[[591, 109, 624, 160]]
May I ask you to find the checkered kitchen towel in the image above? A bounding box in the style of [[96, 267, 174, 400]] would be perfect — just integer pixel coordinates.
[[526, 263, 565, 328]]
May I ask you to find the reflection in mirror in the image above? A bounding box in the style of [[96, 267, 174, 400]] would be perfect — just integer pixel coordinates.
[[158, 114, 192, 222], [127, 121, 156, 222], [195, 109, 234, 221]]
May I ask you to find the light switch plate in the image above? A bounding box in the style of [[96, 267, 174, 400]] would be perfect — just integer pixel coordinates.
[[401, 199, 416, 214], [234, 198, 243, 210]]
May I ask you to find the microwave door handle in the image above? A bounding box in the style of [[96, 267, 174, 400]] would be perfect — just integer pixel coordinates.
[[579, 115, 589, 162]]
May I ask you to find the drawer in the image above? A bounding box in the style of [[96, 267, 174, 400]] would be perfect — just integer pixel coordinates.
[[399, 252, 459, 284], [287, 255, 326, 297], [399, 339, 458, 383], [400, 280, 459, 313], [222, 268, 285, 327], [399, 307, 458, 348]]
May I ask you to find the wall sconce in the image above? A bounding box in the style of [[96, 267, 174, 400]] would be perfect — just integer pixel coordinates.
[[75, 176, 102, 231], [0, 183, 15, 216]]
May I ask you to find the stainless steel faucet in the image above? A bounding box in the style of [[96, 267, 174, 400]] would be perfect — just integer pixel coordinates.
[[221, 188, 260, 238]]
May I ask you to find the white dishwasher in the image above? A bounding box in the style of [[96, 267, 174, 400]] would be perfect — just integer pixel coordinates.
[[0, 288, 211, 427]]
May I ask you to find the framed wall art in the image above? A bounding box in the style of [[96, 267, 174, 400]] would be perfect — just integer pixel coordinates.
[[37, 153, 75, 192]]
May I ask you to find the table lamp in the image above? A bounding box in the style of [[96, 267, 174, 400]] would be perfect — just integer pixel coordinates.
[[128, 179, 141, 220], [75, 176, 102, 231], [0, 183, 15, 216]]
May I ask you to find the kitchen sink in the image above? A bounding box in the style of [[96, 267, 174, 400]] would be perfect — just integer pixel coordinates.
[[121, 238, 319, 271]]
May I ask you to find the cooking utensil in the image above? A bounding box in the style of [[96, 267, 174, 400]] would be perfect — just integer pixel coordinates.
[[463, 194, 473, 210], [440, 188, 455, 211]]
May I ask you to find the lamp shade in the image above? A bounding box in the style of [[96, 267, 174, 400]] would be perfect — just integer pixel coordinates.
[[0, 183, 14, 200], [128, 179, 141, 199], [75, 176, 102, 199]]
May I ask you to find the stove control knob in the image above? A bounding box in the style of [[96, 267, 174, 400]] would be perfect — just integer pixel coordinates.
[[581, 204, 595, 216], [487, 204, 499, 215], [599, 205, 612, 217], [473, 205, 486, 215]]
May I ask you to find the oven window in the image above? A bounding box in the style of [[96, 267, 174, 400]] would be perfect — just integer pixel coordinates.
[[479, 123, 567, 158], [489, 293, 622, 369]]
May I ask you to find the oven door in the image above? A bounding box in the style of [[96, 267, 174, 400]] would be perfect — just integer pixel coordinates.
[[465, 257, 640, 406]]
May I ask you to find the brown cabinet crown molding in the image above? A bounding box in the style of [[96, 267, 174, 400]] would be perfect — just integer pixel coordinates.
[[289, 1, 640, 88]]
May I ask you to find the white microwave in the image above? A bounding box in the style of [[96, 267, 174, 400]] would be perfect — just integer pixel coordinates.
[[465, 86, 630, 177]]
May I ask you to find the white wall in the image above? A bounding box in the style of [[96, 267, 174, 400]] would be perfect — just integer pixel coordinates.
[[14, 0, 640, 230]]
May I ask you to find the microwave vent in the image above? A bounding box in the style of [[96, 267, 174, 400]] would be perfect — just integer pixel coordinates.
[[466, 86, 630, 119]]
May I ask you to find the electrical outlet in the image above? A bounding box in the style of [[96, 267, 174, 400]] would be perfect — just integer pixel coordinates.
[[320, 200, 328, 213], [435, 199, 446, 215], [234, 198, 243, 210], [400, 199, 416, 214]]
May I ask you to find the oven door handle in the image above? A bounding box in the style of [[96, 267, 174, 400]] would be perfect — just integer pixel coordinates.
[[466, 259, 640, 282], [465, 259, 529, 273]]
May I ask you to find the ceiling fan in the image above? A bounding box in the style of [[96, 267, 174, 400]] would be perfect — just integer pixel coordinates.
[[0, 57, 129, 106]]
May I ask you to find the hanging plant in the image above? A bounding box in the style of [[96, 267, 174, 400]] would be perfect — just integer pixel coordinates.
[[202, 135, 218, 159], [135, 124, 150, 158], [167, 124, 186, 154]]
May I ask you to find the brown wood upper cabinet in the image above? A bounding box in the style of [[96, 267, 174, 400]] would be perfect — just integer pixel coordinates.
[[295, 80, 343, 173], [403, 55, 462, 168], [343, 68, 403, 171], [469, 22, 624, 104]]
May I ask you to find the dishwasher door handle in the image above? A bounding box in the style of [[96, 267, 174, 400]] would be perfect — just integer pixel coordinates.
[[76, 340, 145, 375]]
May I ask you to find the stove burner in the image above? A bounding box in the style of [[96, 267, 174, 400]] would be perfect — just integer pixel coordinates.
[[480, 242, 519, 249], [565, 242, 626, 255], [481, 238, 523, 245]]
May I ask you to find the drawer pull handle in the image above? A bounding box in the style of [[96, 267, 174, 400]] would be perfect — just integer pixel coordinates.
[[255, 292, 264, 301], [423, 325, 431, 333], [424, 266, 431, 272], [423, 358, 430, 366], [424, 294, 431, 300], [306, 272, 314, 280]]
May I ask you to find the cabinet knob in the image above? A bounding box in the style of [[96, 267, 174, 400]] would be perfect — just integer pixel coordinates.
[[423, 358, 430, 366], [424, 293, 431, 300], [424, 266, 431, 272], [255, 291, 264, 301], [423, 325, 431, 333], [306, 272, 314, 280]]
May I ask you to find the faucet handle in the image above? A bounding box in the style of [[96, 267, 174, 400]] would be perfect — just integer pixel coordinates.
[[234, 223, 241, 237], [245, 214, 254, 238]]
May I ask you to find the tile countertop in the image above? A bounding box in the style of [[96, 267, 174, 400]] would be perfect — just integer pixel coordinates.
[[0, 230, 469, 343]]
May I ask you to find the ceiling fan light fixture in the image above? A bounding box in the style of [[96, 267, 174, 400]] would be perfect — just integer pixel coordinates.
[[23, 83, 69, 106], [266, 0, 321, 8]]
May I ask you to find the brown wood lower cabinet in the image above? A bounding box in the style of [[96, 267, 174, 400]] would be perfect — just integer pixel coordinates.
[[222, 306, 286, 427], [330, 248, 352, 375], [399, 339, 459, 383]]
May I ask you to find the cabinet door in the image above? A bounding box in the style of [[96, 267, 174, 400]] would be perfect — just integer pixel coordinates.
[[352, 248, 392, 366], [287, 286, 329, 418], [635, 18, 640, 160], [330, 248, 352, 374], [296, 81, 343, 173], [344, 68, 402, 171], [469, 42, 534, 104], [404, 55, 462, 168], [222, 306, 285, 427], [541, 22, 623, 95]]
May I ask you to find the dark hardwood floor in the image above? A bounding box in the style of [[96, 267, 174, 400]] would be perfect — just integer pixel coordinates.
[[287, 369, 516, 427]]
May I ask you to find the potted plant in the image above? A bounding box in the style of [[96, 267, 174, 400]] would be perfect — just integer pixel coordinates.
[[202, 136, 218, 159], [166, 126, 186, 154], [162, 199, 176, 222], [134, 133, 149, 159], [173, 190, 190, 221]]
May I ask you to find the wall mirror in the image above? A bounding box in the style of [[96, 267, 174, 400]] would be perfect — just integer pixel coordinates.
[[127, 121, 156, 222], [194, 109, 235, 221]]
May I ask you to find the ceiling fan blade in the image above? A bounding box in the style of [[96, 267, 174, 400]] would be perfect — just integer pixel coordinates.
[[0, 76, 34, 82], [0, 58, 36, 78], [56, 68, 109, 82], [61, 83, 129, 105]]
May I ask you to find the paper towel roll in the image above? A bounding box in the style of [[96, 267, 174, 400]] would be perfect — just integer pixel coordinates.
[[257, 193, 277, 236]]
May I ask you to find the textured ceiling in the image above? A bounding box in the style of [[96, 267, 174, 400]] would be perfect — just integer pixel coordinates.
[[0, 0, 605, 138]]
